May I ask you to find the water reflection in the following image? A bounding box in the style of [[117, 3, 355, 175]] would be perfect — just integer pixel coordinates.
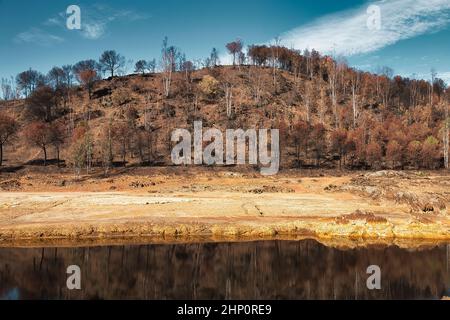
[[0, 240, 449, 300]]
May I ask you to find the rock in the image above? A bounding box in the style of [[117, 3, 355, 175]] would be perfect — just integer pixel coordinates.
[[366, 170, 407, 178], [129, 181, 153, 188], [0, 179, 21, 191], [324, 184, 338, 191]]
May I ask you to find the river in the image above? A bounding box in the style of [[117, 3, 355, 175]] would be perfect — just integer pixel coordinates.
[[0, 240, 449, 300]]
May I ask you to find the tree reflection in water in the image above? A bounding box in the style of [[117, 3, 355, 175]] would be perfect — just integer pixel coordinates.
[[0, 240, 449, 300]]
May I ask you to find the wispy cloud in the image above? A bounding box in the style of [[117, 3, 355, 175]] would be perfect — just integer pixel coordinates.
[[14, 4, 150, 44], [80, 5, 150, 40], [14, 27, 64, 46], [278, 0, 450, 57]]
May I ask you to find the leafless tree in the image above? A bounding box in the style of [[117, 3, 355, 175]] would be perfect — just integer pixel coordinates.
[[249, 66, 263, 105], [99, 50, 125, 78], [1, 78, 13, 100], [378, 66, 393, 108], [350, 70, 361, 128], [444, 97, 449, 169], [327, 59, 339, 128], [135, 60, 149, 75], [0, 113, 19, 166], [270, 37, 281, 89], [161, 37, 179, 98], [210, 48, 219, 67], [304, 81, 313, 123], [223, 82, 233, 119], [16, 69, 45, 97], [410, 74, 419, 109], [226, 39, 243, 67], [24, 121, 53, 166], [430, 68, 437, 106]]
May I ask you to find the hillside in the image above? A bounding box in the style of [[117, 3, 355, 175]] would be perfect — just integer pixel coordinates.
[[0, 53, 449, 173]]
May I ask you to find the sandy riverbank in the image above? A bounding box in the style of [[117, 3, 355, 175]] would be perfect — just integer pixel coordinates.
[[0, 168, 449, 246]]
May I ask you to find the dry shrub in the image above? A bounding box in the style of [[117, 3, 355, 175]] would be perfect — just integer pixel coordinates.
[[335, 210, 388, 224], [111, 87, 134, 106]]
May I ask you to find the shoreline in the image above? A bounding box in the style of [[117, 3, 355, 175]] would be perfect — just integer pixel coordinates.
[[1, 231, 450, 250], [1, 218, 450, 247], [1, 170, 449, 248]]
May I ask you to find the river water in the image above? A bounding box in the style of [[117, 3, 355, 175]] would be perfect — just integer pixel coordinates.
[[0, 240, 449, 300]]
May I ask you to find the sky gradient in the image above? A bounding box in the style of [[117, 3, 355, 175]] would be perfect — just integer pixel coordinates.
[[1, 0, 449, 83]]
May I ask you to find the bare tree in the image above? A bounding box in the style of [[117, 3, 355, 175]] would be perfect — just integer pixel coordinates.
[[98, 120, 114, 173], [270, 37, 281, 89], [135, 60, 149, 75], [430, 68, 437, 107], [1, 78, 13, 100], [350, 70, 361, 128], [378, 66, 393, 108], [25, 86, 57, 122], [148, 59, 156, 73], [318, 86, 327, 125], [304, 49, 313, 80], [0, 113, 19, 166], [62, 65, 74, 87], [99, 50, 125, 78], [49, 120, 66, 167], [181, 60, 195, 89], [24, 121, 53, 166], [249, 66, 263, 105], [16, 69, 45, 97], [47, 67, 65, 89], [161, 37, 179, 98], [223, 82, 233, 119], [327, 59, 339, 128], [226, 39, 243, 67], [73, 60, 99, 77], [444, 97, 449, 169], [210, 48, 219, 67], [304, 81, 313, 123], [112, 121, 133, 166], [76, 69, 97, 99], [410, 74, 419, 109]]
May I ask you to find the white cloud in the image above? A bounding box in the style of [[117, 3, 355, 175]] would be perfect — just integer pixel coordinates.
[[14, 28, 64, 46], [277, 0, 450, 57], [43, 17, 61, 26], [15, 5, 150, 43], [82, 22, 107, 40], [80, 6, 149, 40]]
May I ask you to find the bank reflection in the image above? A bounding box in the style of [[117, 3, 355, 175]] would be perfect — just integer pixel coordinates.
[[0, 240, 449, 300]]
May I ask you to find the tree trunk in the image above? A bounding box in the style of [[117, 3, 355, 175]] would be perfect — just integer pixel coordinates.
[[0, 143, 3, 166], [444, 103, 449, 169], [56, 147, 60, 167], [225, 85, 233, 119], [43, 146, 47, 166], [352, 86, 357, 128], [147, 134, 152, 164], [122, 144, 126, 167]]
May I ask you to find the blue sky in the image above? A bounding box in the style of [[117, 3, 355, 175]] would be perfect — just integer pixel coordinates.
[[1, 0, 450, 83]]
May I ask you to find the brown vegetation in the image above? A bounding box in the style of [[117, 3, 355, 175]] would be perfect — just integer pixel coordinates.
[[0, 42, 448, 174]]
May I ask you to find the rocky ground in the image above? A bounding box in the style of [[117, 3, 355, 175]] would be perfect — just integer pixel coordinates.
[[0, 167, 449, 246]]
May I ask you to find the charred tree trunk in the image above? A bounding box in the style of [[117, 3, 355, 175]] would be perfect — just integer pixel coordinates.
[[43, 146, 47, 166]]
